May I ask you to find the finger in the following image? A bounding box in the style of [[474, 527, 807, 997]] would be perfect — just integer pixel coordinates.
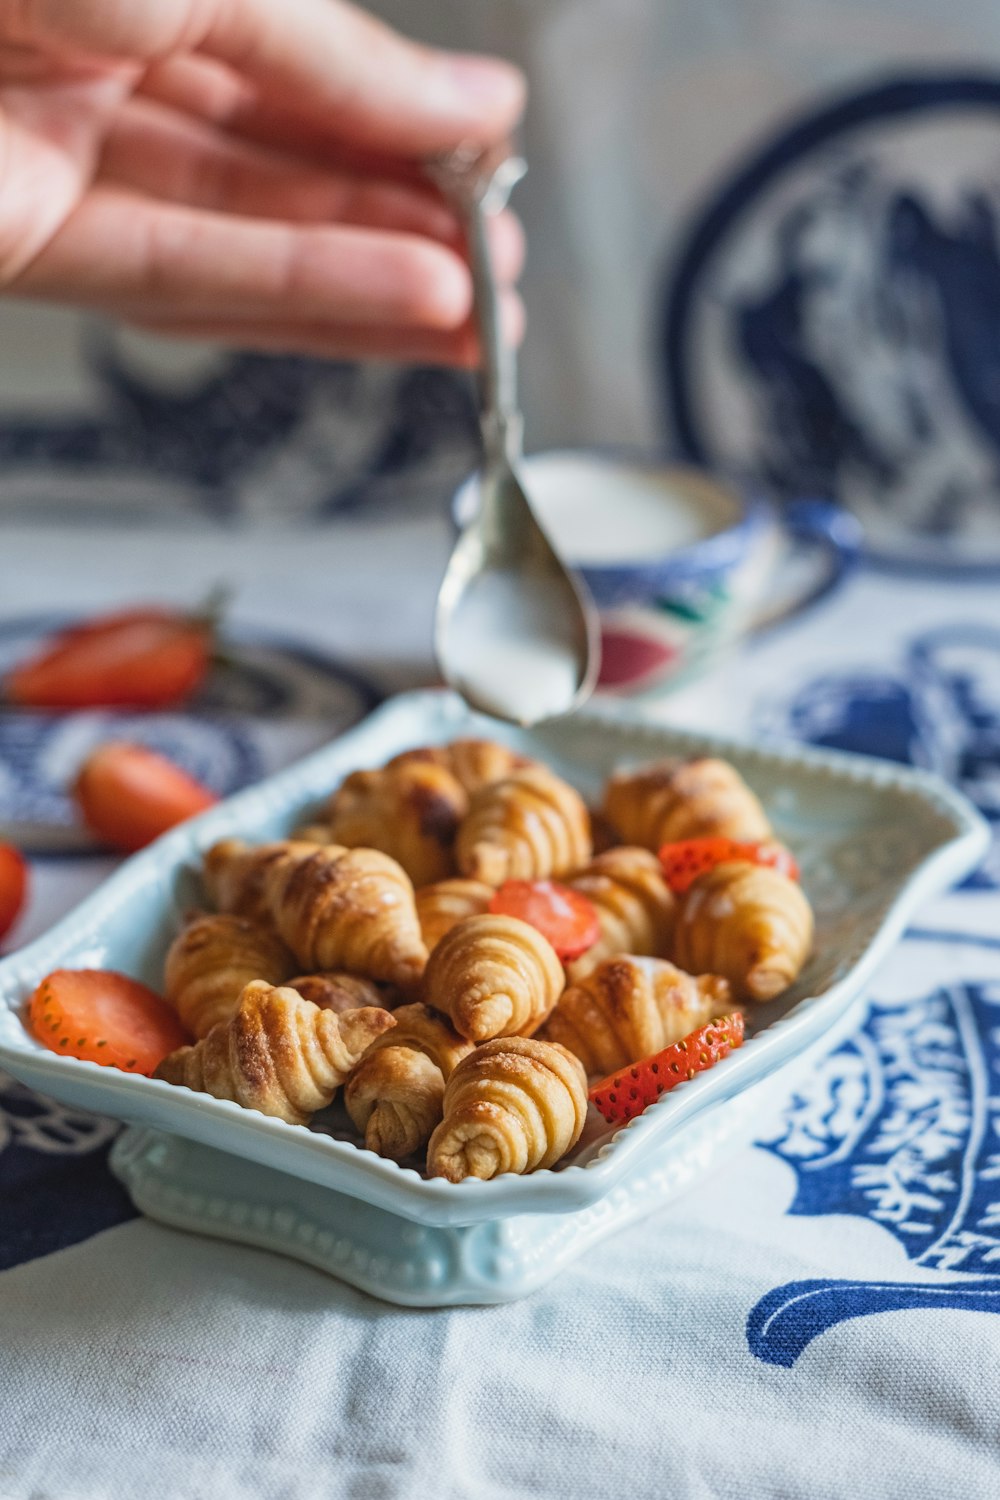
[[100, 97, 460, 239], [99, 98, 526, 285], [121, 291, 526, 368], [9, 0, 526, 155], [10, 185, 476, 329], [136, 53, 431, 186]]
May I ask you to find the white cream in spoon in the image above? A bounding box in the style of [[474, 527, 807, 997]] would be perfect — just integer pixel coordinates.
[[444, 567, 583, 725]]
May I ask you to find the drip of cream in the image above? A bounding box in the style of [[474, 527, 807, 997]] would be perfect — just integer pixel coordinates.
[[444, 568, 582, 724]]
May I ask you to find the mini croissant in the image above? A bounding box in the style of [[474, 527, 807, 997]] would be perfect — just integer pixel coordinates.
[[565, 847, 676, 983], [203, 838, 331, 926], [324, 762, 469, 886], [285, 971, 394, 1014], [164, 913, 295, 1038], [262, 843, 428, 991], [427, 1036, 588, 1181], [422, 913, 564, 1043], [416, 878, 493, 952], [154, 980, 396, 1125], [344, 1002, 473, 1160], [456, 766, 592, 886], [602, 757, 771, 850], [387, 738, 533, 796], [673, 862, 813, 1002], [540, 955, 732, 1077]]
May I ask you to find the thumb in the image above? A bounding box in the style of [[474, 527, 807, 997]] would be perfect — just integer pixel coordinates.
[[8, 0, 527, 155]]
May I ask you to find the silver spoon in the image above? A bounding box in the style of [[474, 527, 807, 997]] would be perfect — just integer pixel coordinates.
[[428, 143, 600, 727]]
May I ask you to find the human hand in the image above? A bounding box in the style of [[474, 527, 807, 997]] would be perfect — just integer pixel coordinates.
[[0, 0, 526, 364]]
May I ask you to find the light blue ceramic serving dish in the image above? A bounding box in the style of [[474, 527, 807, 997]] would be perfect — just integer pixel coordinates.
[[0, 691, 988, 1305]]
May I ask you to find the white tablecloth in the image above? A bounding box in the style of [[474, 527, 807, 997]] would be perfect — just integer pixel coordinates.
[[2, 519, 1000, 1499]]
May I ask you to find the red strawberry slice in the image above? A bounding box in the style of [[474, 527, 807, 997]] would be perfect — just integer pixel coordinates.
[[0, 843, 28, 945], [658, 837, 799, 894], [6, 606, 214, 710], [489, 880, 601, 961], [589, 1012, 745, 1123]]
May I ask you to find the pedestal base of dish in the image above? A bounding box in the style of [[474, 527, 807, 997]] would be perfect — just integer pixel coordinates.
[[110, 1093, 754, 1308]]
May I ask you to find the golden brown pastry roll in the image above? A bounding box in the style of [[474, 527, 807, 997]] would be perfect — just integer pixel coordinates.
[[387, 738, 533, 796], [422, 913, 564, 1043], [415, 878, 494, 952], [164, 913, 295, 1039], [154, 981, 395, 1125], [290, 823, 340, 845], [456, 766, 592, 886], [264, 844, 428, 991], [203, 838, 335, 926], [673, 861, 813, 1001], [602, 757, 771, 850], [427, 1036, 588, 1181], [285, 971, 394, 1014], [323, 761, 468, 886], [540, 955, 732, 1077], [344, 1002, 473, 1161], [564, 847, 676, 984]]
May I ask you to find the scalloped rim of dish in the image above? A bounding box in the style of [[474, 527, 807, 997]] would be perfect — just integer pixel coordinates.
[[0, 689, 989, 1228]]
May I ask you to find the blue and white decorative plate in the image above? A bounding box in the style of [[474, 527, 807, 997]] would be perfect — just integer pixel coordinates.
[[664, 72, 1000, 568], [0, 613, 380, 853], [0, 691, 987, 1304]]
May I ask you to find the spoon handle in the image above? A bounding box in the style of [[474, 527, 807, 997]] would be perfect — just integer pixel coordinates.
[[427, 144, 527, 468]]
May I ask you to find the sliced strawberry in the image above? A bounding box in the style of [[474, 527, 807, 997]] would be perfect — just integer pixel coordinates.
[[658, 837, 799, 894], [74, 742, 218, 852], [6, 606, 213, 710], [489, 879, 601, 961], [589, 1012, 745, 1123], [27, 968, 189, 1074], [0, 843, 28, 944]]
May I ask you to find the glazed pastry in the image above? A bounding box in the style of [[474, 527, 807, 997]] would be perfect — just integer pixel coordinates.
[[456, 766, 592, 885], [164, 913, 295, 1038], [564, 847, 676, 983], [673, 862, 813, 1002], [263, 843, 428, 991], [540, 955, 732, 1077], [387, 738, 533, 797], [344, 1002, 473, 1160], [415, 878, 493, 952], [422, 912, 564, 1042], [324, 761, 468, 886], [203, 838, 332, 926], [602, 757, 771, 850], [154, 980, 395, 1125], [291, 823, 340, 845], [285, 971, 394, 1014], [426, 1037, 588, 1182], [588, 809, 620, 856]]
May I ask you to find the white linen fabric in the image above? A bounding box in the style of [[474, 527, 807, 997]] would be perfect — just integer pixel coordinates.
[[2, 1, 1000, 1493], [2, 529, 1000, 1499]]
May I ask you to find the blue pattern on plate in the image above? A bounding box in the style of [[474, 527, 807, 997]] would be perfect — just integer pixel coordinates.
[[663, 73, 1000, 561], [748, 968, 1000, 1366], [0, 333, 478, 523], [0, 614, 381, 853]]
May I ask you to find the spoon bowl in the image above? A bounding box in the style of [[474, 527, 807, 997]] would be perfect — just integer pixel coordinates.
[[429, 144, 600, 726]]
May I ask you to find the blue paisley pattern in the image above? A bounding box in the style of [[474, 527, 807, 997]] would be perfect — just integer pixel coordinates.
[[756, 623, 1000, 889], [749, 974, 1000, 1366]]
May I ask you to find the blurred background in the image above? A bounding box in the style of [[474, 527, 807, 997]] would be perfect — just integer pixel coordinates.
[[2, 0, 1000, 546]]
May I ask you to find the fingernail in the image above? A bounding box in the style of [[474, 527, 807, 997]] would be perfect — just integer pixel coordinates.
[[443, 54, 526, 111]]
